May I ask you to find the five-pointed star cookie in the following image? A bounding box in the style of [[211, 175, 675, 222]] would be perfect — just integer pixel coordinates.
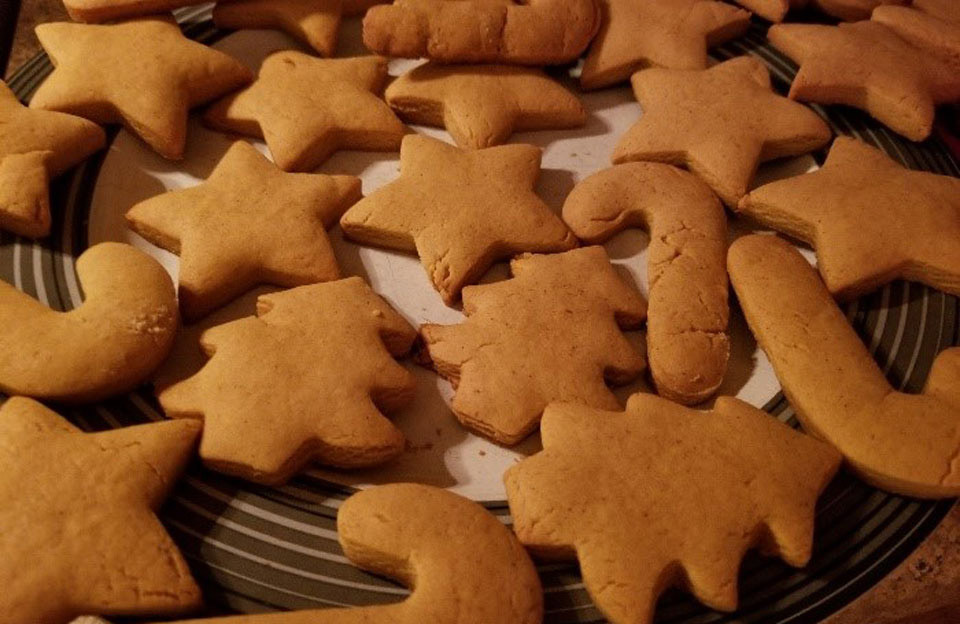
[[204, 52, 406, 172], [737, 136, 960, 300], [30, 17, 252, 160], [0, 397, 202, 623], [213, 0, 342, 57], [0, 80, 105, 237], [126, 141, 360, 321], [579, 0, 750, 90], [612, 56, 832, 208], [872, 3, 960, 71], [768, 20, 960, 141], [384, 63, 586, 150], [340, 135, 577, 303]]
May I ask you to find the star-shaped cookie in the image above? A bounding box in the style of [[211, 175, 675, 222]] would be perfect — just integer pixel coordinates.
[[126, 141, 360, 321], [204, 52, 406, 172], [872, 3, 960, 71], [0, 80, 105, 237], [1, 397, 202, 622], [731, 0, 803, 22], [340, 135, 577, 303], [579, 0, 750, 90], [30, 17, 252, 160], [768, 20, 960, 141], [62, 0, 199, 22], [737, 136, 960, 300], [385, 63, 586, 149], [612, 56, 832, 208], [213, 0, 342, 57]]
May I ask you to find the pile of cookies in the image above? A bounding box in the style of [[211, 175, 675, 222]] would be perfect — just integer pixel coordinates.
[[1, 0, 960, 621]]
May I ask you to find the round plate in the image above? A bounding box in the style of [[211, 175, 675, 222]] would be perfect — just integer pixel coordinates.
[[3, 9, 958, 623]]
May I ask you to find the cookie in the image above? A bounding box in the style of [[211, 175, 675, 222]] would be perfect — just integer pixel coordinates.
[[504, 392, 841, 624], [204, 52, 405, 172], [384, 63, 586, 150], [0, 81, 105, 238], [340, 135, 577, 303], [362, 0, 600, 65], [0, 242, 177, 403], [213, 0, 342, 57], [1, 397, 202, 623], [912, 0, 960, 23], [612, 56, 832, 208], [30, 17, 251, 160], [562, 163, 729, 404], [728, 234, 960, 498], [157, 277, 416, 485], [810, 0, 905, 21], [872, 3, 960, 70], [768, 20, 960, 141], [61, 0, 197, 22], [126, 141, 360, 321], [730, 0, 803, 22], [737, 136, 960, 300], [421, 246, 647, 445], [579, 0, 750, 90]]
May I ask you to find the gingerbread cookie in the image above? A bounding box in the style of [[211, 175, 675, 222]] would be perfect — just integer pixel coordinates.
[[731, 0, 803, 22], [728, 234, 960, 498], [562, 163, 729, 404], [612, 56, 832, 208], [811, 0, 905, 21], [1, 397, 202, 622], [213, 0, 342, 57], [340, 135, 577, 303], [126, 141, 360, 320], [384, 63, 586, 150], [505, 392, 841, 624], [0, 243, 177, 403], [0, 80, 105, 238], [872, 3, 960, 70], [912, 0, 960, 23], [421, 246, 647, 445], [158, 278, 416, 485], [737, 136, 960, 300], [31, 17, 251, 160], [61, 0, 197, 22]]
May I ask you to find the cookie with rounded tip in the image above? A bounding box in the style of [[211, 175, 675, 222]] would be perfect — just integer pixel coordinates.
[[728, 234, 960, 498], [204, 52, 405, 172], [385, 63, 586, 150], [0, 242, 177, 403], [340, 134, 577, 304], [0, 397, 202, 623], [563, 163, 729, 404], [213, 0, 342, 57], [612, 56, 832, 209], [810, 0, 905, 21], [504, 393, 841, 624], [872, 4, 960, 70]]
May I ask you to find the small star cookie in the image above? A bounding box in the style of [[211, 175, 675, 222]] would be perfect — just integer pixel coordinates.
[[213, 0, 342, 57]]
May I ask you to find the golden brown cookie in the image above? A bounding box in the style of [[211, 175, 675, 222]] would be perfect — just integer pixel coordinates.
[[504, 392, 841, 624], [30, 17, 252, 160], [158, 277, 417, 485], [61, 0, 197, 22], [213, 0, 342, 57], [562, 163, 729, 404], [421, 246, 647, 445], [912, 0, 960, 23], [340, 135, 577, 303], [204, 52, 405, 172], [872, 3, 960, 70], [0, 243, 177, 403], [0, 80, 105, 238], [384, 63, 586, 150], [126, 141, 360, 321], [579, 0, 750, 90], [612, 56, 832, 208], [728, 234, 960, 498], [731, 0, 803, 22], [737, 136, 960, 300], [1, 397, 202, 623], [810, 0, 905, 21]]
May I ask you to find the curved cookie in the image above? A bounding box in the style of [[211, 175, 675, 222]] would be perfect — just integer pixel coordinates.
[[0, 243, 177, 403], [728, 234, 960, 498], [362, 0, 600, 65], [563, 163, 729, 404], [504, 393, 841, 624]]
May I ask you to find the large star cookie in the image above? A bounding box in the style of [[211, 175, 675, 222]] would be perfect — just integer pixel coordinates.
[[0, 397, 202, 622], [385, 63, 586, 149], [213, 0, 342, 57], [580, 0, 750, 90], [0, 80, 105, 237], [872, 2, 960, 70], [126, 141, 360, 320], [204, 52, 405, 172], [340, 135, 577, 303], [738, 136, 960, 300], [612, 56, 831, 208], [30, 17, 251, 160]]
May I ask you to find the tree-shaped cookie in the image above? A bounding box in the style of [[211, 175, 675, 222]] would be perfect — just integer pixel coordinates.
[[504, 393, 841, 624], [421, 246, 647, 445], [158, 277, 417, 485]]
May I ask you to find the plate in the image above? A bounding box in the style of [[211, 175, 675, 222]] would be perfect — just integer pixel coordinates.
[[3, 7, 958, 622]]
